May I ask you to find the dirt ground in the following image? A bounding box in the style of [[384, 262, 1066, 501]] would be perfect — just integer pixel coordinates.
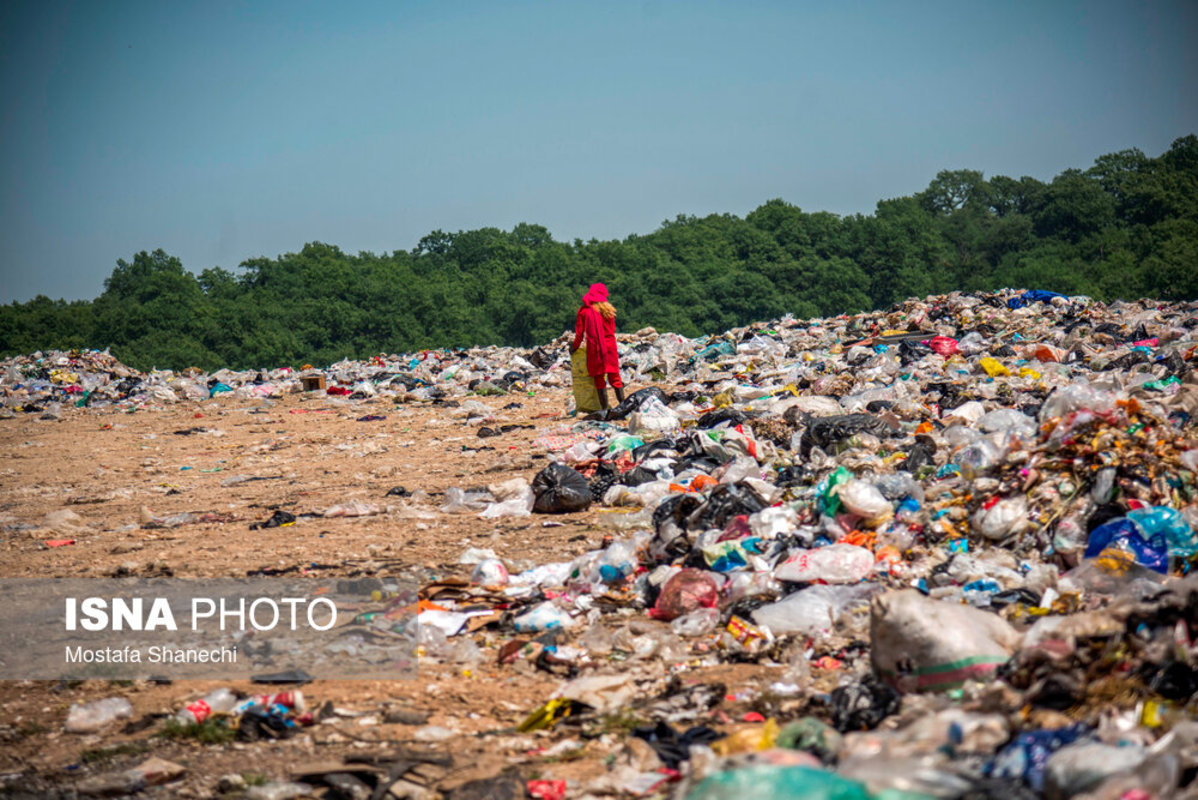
[[0, 389, 795, 797]]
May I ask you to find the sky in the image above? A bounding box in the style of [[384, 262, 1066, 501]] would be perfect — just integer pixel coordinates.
[[1, 1, 1196, 303]]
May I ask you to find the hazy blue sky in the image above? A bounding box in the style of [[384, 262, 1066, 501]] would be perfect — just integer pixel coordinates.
[[1, 0, 1195, 302]]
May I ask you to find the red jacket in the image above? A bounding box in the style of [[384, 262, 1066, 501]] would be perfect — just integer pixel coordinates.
[[571, 283, 620, 376]]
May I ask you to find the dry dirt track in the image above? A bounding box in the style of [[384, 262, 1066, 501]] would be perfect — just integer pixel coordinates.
[[0, 388, 791, 797]]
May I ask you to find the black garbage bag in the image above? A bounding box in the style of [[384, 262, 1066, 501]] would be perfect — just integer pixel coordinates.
[[1163, 350, 1188, 377], [238, 707, 296, 741], [696, 407, 747, 429], [528, 347, 557, 370], [588, 461, 620, 502], [804, 413, 897, 456], [531, 463, 592, 513], [249, 510, 297, 531], [685, 482, 767, 531], [631, 721, 725, 769], [898, 339, 931, 365], [775, 465, 811, 486], [113, 376, 143, 397], [903, 434, 938, 472], [652, 493, 705, 547], [927, 381, 971, 410], [607, 386, 670, 420], [1102, 350, 1152, 371], [388, 373, 419, 389], [621, 466, 659, 487], [674, 454, 725, 474], [630, 438, 682, 461], [829, 675, 900, 732]]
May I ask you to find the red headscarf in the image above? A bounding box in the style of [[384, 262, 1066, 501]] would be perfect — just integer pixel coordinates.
[[582, 283, 608, 305]]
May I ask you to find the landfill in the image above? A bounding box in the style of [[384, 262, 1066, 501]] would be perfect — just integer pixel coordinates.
[[1, 287, 1196, 799]]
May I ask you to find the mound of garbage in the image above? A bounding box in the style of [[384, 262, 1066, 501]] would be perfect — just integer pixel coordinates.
[[6, 287, 1198, 799]]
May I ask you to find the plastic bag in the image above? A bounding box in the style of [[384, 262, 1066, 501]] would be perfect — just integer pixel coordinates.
[[1127, 505, 1196, 557], [607, 386, 670, 420], [629, 396, 680, 434], [829, 676, 901, 732], [65, 697, 133, 733], [688, 766, 871, 800], [513, 601, 574, 633], [816, 466, 854, 516], [972, 496, 1028, 540], [1084, 517, 1169, 573], [440, 487, 493, 513], [835, 480, 892, 521], [1043, 742, 1147, 799], [648, 568, 720, 621], [805, 415, 896, 454], [986, 724, 1090, 793], [590, 540, 639, 584], [571, 348, 601, 414], [479, 485, 535, 518], [532, 463, 592, 513], [471, 558, 510, 585], [928, 336, 959, 356], [751, 584, 876, 636], [1039, 381, 1117, 421], [670, 607, 721, 637], [978, 357, 1011, 377], [773, 544, 874, 584]]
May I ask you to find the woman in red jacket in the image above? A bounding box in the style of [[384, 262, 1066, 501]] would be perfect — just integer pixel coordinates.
[[570, 282, 625, 413]]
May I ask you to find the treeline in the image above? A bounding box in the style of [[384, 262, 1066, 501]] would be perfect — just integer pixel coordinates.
[[2, 136, 1196, 372]]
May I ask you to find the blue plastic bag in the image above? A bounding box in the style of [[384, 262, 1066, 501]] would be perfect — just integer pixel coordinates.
[[1007, 290, 1067, 309], [986, 724, 1089, 792], [1084, 517, 1169, 574], [1127, 506, 1197, 558]]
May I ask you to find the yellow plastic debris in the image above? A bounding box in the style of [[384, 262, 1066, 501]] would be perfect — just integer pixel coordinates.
[[712, 718, 779, 756], [712, 388, 735, 408], [978, 357, 1011, 377], [517, 698, 573, 732]]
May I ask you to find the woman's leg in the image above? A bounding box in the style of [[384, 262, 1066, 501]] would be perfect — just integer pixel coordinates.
[[593, 374, 610, 410], [609, 372, 625, 404]]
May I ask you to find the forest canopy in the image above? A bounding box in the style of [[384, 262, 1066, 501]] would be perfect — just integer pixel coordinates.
[[3, 136, 1196, 371]]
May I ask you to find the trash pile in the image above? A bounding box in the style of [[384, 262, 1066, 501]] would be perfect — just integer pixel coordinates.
[[11, 288, 1198, 798], [420, 290, 1198, 798]]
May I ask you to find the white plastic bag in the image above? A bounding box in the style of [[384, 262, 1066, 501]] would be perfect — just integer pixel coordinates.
[[836, 480, 893, 520], [773, 544, 874, 584], [751, 584, 877, 635]]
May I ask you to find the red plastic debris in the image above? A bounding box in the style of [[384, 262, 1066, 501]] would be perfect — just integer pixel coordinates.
[[527, 779, 567, 800]]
